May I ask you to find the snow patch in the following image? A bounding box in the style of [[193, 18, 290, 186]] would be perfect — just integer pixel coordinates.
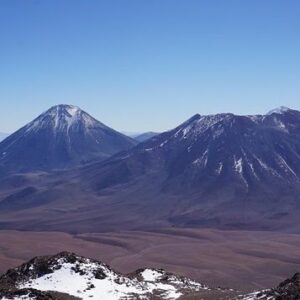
[[233, 156, 248, 188], [192, 150, 208, 167], [216, 162, 223, 175], [276, 154, 298, 179], [141, 269, 163, 282], [238, 290, 272, 300], [234, 157, 243, 174]]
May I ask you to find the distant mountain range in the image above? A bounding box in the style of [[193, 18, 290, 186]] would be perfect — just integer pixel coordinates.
[[0, 106, 300, 233], [123, 131, 159, 142], [0, 105, 137, 173], [134, 131, 159, 142]]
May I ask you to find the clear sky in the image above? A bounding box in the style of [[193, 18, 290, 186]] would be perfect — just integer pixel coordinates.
[[0, 0, 300, 133]]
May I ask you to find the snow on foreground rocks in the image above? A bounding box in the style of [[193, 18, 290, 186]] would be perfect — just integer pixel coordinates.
[[0, 252, 210, 300], [237, 272, 300, 300]]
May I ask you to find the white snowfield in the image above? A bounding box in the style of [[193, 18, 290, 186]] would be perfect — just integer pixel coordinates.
[[14, 255, 208, 300], [237, 291, 273, 300]]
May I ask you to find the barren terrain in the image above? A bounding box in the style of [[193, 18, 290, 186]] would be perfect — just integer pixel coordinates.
[[0, 228, 299, 292]]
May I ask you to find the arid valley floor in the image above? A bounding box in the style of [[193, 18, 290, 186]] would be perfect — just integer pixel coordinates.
[[0, 228, 299, 293]]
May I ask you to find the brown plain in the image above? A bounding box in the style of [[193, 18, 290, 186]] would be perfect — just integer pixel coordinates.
[[0, 228, 299, 292]]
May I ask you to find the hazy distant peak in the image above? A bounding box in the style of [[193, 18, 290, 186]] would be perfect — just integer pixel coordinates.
[[134, 131, 159, 142]]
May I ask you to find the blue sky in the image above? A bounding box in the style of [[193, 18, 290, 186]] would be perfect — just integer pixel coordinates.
[[0, 0, 300, 133]]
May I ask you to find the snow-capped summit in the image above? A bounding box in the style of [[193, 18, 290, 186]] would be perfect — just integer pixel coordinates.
[[0, 104, 137, 173], [26, 104, 105, 132], [43, 104, 83, 121], [267, 106, 291, 115]]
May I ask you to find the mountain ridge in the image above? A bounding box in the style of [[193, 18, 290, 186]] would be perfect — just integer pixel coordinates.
[[0, 251, 223, 300]]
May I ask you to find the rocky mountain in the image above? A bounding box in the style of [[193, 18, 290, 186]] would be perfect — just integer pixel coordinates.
[[0, 252, 298, 299], [239, 272, 300, 299], [0, 252, 235, 300], [134, 131, 159, 142], [69, 106, 300, 231], [0, 105, 136, 173], [0, 107, 300, 232]]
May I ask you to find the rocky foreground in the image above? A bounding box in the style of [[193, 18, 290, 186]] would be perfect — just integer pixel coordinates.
[[239, 272, 300, 300], [0, 252, 233, 300], [0, 252, 298, 300]]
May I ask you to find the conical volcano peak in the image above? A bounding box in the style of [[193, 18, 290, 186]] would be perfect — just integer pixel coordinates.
[[27, 104, 100, 132], [47, 104, 81, 117], [42, 104, 87, 120], [0, 104, 136, 172]]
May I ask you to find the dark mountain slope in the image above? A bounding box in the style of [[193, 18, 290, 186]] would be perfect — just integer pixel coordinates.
[[70, 107, 300, 231], [0, 107, 300, 232]]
